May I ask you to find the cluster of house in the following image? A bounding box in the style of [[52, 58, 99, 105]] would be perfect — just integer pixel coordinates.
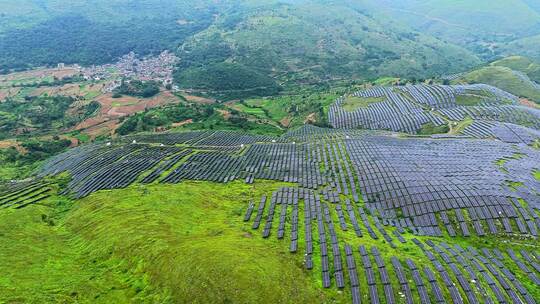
[[80, 51, 180, 92]]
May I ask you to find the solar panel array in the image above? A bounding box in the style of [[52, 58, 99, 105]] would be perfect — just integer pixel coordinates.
[[328, 84, 539, 136], [40, 128, 540, 238], [20, 127, 540, 303]]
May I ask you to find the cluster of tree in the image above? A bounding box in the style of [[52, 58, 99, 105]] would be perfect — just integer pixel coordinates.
[[83, 101, 101, 118], [417, 123, 450, 135], [113, 80, 160, 98], [116, 101, 282, 136], [116, 103, 214, 135], [1, 137, 72, 165], [174, 62, 282, 100], [10, 75, 85, 88], [0, 15, 211, 72], [0, 95, 77, 136]]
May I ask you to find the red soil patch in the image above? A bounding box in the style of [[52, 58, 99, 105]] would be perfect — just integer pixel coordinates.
[[0, 88, 21, 101], [217, 109, 231, 119], [519, 98, 539, 109], [73, 90, 181, 138], [280, 116, 292, 127], [171, 119, 193, 127], [0, 140, 25, 152], [304, 113, 316, 125]]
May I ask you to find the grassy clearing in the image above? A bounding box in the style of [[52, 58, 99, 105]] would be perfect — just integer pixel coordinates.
[[0, 180, 331, 303], [342, 96, 385, 112], [111, 100, 138, 107], [449, 117, 473, 134], [455, 94, 486, 106], [417, 122, 450, 135], [230, 102, 269, 119], [243, 98, 290, 122], [457, 66, 540, 102], [533, 169, 540, 181], [505, 180, 524, 191]]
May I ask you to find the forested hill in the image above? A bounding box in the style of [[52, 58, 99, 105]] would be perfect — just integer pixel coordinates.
[[175, 1, 480, 94], [1, 0, 540, 95]]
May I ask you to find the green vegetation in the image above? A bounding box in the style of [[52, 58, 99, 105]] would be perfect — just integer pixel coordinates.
[[503, 34, 540, 62], [0, 11, 213, 72], [454, 89, 514, 106], [455, 94, 484, 106], [116, 102, 282, 136], [116, 103, 214, 135], [83, 100, 100, 118], [506, 180, 525, 191], [0, 95, 77, 138], [533, 169, 540, 181], [175, 62, 282, 100], [175, 2, 480, 94], [417, 122, 450, 135], [368, 1, 540, 61], [239, 91, 341, 128], [491, 56, 540, 82], [0, 137, 71, 182], [0, 181, 330, 303], [456, 65, 540, 102], [114, 80, 160, 98], [342, 96, 385, 111], [450, 117, 474, 134]]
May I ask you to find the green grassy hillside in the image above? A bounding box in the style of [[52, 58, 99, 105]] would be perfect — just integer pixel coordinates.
[[0, 180, 334, 303], [455, 65, 540, 102], [490, 56, 540, 82], [374, 0, 540, 35]]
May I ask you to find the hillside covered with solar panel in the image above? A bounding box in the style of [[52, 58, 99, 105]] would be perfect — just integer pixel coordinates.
[[3, 93, 539, 302]]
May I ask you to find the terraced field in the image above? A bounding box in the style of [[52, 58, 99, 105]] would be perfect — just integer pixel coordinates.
[[1, 124, 537, 303]]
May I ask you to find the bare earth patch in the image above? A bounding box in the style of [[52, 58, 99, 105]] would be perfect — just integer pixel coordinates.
[[171, 119, 193, 128], [280, 116, 292, 127], [0, 87, 21, 100], [73, 90, 181, 137], [519, 98, 539, 109], [217, 109, 231, 119]]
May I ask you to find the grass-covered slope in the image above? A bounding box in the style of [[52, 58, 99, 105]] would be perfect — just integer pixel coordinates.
[[455, 64, 540, 102], [370, 0, 540, 59], [0, 181, 331, 303], [490, 56, 540, 82]]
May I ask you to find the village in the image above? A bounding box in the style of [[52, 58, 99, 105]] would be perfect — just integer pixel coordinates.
[[79, 50, 179, 92]]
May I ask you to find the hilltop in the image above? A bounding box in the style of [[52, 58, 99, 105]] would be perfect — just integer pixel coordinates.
[[453, 56, 540, 103]]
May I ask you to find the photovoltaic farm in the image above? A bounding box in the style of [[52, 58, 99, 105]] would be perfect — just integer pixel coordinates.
[[1, 114, 532, 303], [329, 84, 540, 144], [2, 83, 539, 303]]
